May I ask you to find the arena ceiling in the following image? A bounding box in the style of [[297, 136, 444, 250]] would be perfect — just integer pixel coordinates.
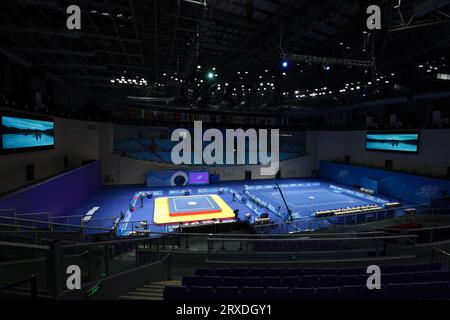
[[1, 0, 450, 116]]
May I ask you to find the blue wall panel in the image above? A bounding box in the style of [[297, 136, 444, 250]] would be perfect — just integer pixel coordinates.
[[319, 161, 450, 204]]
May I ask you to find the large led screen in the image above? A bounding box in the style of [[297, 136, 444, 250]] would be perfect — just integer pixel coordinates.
[[1, 115, 55, 151], [366, 132, 419, 153]]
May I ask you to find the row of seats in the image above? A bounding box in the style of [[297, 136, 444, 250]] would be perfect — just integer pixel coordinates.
[[183, 271, 450, 288], [164, 281, 450, 300], [195, 263, 442, 277]]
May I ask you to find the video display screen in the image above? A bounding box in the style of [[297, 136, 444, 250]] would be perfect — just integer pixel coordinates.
[[366, 132, 419, 153], [1, 116, 55, 151], [188, 171, 209, 185]]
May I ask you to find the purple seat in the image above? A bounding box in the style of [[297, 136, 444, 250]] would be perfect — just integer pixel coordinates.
[[384, 284, 407, 300], [320, 275, 338, 287], [340, 275, 361, 286], [222, 277, 242, 287], [163, 286, 189, 300], [281, 276, 300, 287], [214, 286, 240, 300], [263, 277, 282, 287], [413, 271, 431, 283], [182, 275, 202, 286], [231, 268, 250, 276], [190, 286, 214, 300], [241, 287, 265, 300], [267, 268, 285, 277], [285, 268, 302, 276], [406, 282, 429, 300], [338, 268, 356, 276], [430, 262, 442, 271], [429, 270, 450, 282], [302, 268, 320, 276], [195, 268, 213, 276], [425, 281, 449, 300], [242, 277, 262, 287], [265, 287, 290, 300], [203, 276, 222, 286], [391, 272, 413, 283], [215, 268, 233, 276], [321, 268, 338, 275], [300, 276, 320, 287], [317, 287, 339, 300], [339, 285, 362, 300], [290, 287, 316, 300], [250, 268, 268, 277]]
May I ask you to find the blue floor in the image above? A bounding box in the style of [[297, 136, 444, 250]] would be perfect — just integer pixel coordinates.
[[252, 184, 388, 220], [72, 178, 401, 235]]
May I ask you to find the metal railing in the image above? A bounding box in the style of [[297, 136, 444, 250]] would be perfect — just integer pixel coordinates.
[[0, 274, 37, 300], [253, 204, 429, 234], [431, 247, 450, 269]]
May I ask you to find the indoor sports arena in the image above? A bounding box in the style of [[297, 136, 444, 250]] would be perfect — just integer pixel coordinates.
[[1, 0, 450, 307]]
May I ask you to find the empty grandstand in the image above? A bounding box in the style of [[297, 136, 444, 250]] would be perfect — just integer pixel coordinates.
[[1, 0, 450, 311]]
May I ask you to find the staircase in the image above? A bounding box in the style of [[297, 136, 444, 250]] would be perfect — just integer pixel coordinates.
[[119, 280, 181, 300]]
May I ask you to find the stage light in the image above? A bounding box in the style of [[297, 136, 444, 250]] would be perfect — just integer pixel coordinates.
[[282, 60, 288, 68], [207, 72, 214, 79]]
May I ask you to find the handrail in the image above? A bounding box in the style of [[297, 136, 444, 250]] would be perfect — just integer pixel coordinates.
[[16, 212, 51, 216], [207, 234, 418, 242], [0, 274, 37, 300], [432, 247, 450, 257]]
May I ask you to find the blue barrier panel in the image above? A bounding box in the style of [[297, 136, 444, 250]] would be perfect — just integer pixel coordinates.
[[319, 161, 450, 205]]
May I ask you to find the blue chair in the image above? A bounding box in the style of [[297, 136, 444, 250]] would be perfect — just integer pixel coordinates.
[[290, 287, 316, 300], [321, 268, 338, 275], [215, 268, 233, 276], [431, 262, 442, 271], [182, 275, 202, 286], [265, 287, 290, 300], [214, 287, 240, 300], [190, 286, 214, 300], [413, 271, 431, 283], [340, 275, 361, 286], [163, 286, 189, 300], [242, 277, 263, 287], [196, 268, 212, 276], [339, 285, 362, 300], [425, 281, 449, 300], [285, 268, 301, 276], [406, 282, 429, 300], [299, 276, 319, 288], [429, 270, 450, 282], [281, 276, 300, 287], [267, 268, 285, 277], [320, 275, 338, 287], [241, 287, 265, 300], [391, 272, 413, 283], [231, 268, 250, 276], [203, 276, 222, 287], [222, 277, 242, 287], [250, 268, 268, 277], [339, 268, 356, 276], [302, 268, 320, 276], [263, 277, 282, 287], [317, 287, 339, 300], [384, 284, 407, 300]]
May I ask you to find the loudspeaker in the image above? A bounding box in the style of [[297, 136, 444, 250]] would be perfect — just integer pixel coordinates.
[[26, 164, 34, 181], [245, 171, 252, 180], [447, 167, 450, 177], [385, 160, 393, 170], [344, 155, 351, 163], [275, 170, 281, 179]]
